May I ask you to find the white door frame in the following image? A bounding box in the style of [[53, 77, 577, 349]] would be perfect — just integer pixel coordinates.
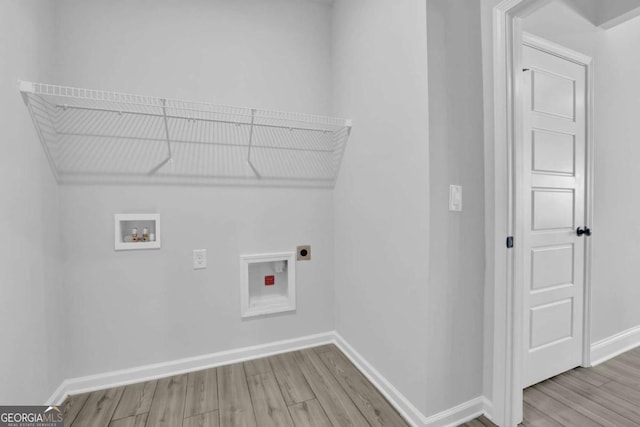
[[490, 1, 594, 425]]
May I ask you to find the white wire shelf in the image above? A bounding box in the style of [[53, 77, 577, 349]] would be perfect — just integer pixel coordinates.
[[19, 81, 351, 187]]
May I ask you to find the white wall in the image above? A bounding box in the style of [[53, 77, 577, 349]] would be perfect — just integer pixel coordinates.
[[523, 0, 601, 55], [582, 13, 640, 343], [332, 0, 431, 416], [53, 0, 332, 114], [59, 186, 334, 376], [0, 0, 63, 404], [426, 0, 486, 415], [541, 0, 640, 28], [561, 0, 599, 27], [53, 0, 336, 378], [595, 0, 640, 27]]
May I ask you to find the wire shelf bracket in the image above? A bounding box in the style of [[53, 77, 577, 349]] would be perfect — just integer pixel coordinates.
[[18, 81, 352, 187]]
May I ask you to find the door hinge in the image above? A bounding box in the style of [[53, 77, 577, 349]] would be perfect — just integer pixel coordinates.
[[506, 236, 514, 249]]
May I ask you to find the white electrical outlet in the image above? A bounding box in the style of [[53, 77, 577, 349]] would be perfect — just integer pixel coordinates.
[[193, 249, 207, 270]]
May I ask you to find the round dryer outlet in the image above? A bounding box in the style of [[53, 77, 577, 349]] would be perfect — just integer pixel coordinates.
[[297, 245, 311, 261]]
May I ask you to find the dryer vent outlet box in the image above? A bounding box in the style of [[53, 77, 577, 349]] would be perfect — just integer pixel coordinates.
[[240, 252, 296, 318]]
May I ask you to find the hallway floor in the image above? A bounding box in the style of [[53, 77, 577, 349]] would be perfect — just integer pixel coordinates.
[[461, 346, 640, 426], [62, 344, 409, 427]]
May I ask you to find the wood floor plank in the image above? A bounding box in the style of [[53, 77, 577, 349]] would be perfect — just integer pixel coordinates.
[[218, 363, 258, 427], [183, 411, 220, 427], [145, 374, 188, 427], [615, 350, 640, 367], [601, 378, 640, 407], [288, 399, 332, 427], [606, 357, 640, 378], [246, 372, 294, 427], [318, 348, 408, 427], [454, 417, 502, 427], [292, 349, 369, 427], [70, 387, 125, 427], [108, 413, 147, 427], [565, 367, 610, 387], [63, 392, 90, 427], [65, 347, 640, 427], [269, 352, 315, 405], [552, 373, 640, 423], [522, 401, 563, 427], [185, 368, 218, 418], [244, 358, 273, 377], [608, 353, 640, 381], [536, 378, 637, 427], [524, 387, 601, 427], [477, 415, 498, 426], [111, 380, 157, 420], [592, 362, 640, 390], [311, 344, 336, 355]]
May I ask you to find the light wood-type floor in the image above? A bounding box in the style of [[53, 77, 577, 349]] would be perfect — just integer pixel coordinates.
[[62, 344, 409, 427], [461, 346, 640, 427]]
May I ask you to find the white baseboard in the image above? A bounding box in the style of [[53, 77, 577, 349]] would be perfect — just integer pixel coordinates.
[[46, 331, 334, 405], [591, 324, 640, 366], [333, 333, 484, 427], [48, 331, 487, 427], [482, 398, 494, 424], [422, 397, 485, 427], [333, 333, 427, 425]]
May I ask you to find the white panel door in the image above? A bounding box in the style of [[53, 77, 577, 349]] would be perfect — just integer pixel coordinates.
[[522, 44, 587, 388]]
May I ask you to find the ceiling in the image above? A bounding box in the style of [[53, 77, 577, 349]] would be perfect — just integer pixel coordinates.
[[559, 0, 640, 28]]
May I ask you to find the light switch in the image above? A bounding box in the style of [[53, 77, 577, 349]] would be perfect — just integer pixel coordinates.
[[193, 249, 207, 269], [449, 185, 462, 212]]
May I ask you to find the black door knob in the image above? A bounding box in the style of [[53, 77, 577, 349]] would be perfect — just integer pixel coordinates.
[[577, 227, 592, 237]]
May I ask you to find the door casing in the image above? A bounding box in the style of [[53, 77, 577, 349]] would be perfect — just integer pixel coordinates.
[[489, 2, 594, 426]]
